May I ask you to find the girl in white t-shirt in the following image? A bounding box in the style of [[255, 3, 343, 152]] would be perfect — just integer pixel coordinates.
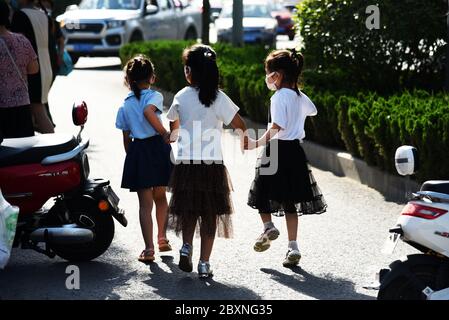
[[246, 49, 327, 267], [167, 44, 247, 278]]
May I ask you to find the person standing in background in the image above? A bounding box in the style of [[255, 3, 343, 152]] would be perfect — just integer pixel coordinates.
[[39, 0, 65, 128], [10, 0, 55, 134], [0, 0, 39, 138]]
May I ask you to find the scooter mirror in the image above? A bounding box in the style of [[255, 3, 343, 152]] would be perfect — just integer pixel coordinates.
[[72, 101, 88, 126], [395, 145, 419, 176]]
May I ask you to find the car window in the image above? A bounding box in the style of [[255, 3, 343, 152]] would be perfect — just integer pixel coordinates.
[[221, 3, 271, 18], [158, 0, 171, 10], [79, 0, 142, 10]]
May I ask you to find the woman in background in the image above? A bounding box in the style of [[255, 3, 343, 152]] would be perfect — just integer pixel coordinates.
[[10, 0, 55, 134], [0, 0, 39, 138]]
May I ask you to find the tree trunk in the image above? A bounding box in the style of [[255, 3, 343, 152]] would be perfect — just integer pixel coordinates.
[[202, 0, 210, 44], [232, 0, 243, 47], [446, 0, 449, 90]]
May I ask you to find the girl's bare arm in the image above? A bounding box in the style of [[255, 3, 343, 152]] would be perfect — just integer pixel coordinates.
[[169, 119, 180, 142], [143, 105, 170, 141]]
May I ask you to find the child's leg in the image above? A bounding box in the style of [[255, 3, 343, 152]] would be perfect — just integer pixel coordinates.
[[260, 213, 273, 225], [199, 220, 217, 262], [285, 213, 298, 241], [182, 218, 196, 246], [137, 189, 154, 251], [152, 186, 169, 241], [283, 213, 301, 267]]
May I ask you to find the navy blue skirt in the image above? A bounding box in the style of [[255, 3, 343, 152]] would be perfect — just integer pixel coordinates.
[[121, 135, 173, 192]]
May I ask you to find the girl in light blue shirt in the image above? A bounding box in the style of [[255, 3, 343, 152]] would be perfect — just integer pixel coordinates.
[[116, 55, 174, 264]]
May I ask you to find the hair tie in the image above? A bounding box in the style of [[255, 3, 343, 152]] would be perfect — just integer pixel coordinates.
[[204, 51, 216, 61]]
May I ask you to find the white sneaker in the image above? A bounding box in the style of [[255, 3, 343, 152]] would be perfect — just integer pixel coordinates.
[[253, 227, 280, 252], [283, 249, 301, 267]]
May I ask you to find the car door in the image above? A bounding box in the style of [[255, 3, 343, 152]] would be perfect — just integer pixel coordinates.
[[142, 0, 164, 40], [156, 0, 178, 39]]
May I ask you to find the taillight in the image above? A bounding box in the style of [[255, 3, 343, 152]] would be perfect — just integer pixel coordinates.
[[401, 203, 448, 220]]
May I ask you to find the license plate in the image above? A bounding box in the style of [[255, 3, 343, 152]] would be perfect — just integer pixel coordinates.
[[74, 44, 94, 52], [106, 186, 120, 210], [382, 233, 401, 254]]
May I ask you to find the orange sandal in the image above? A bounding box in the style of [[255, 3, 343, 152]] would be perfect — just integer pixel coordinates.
[[158, 238, 172, 252], [138, 249, 155, 263]]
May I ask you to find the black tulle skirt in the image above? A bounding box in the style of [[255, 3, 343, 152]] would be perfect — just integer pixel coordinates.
[[247, 139, 327, 216], [168, 161, 234, 238]]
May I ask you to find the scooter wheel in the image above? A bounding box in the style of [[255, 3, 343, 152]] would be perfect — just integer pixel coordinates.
[[377, 256, 443, 300], [51, 200, 115, 262]]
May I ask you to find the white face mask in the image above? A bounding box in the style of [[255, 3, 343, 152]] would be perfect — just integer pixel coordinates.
[[265, 72, 277, 91]]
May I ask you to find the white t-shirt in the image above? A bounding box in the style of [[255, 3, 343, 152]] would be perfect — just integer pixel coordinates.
[[166, 87, 239, 161], [269, 88, 317, 141]]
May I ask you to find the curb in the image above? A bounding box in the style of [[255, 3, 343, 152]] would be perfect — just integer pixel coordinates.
[[159, 88, 418, 203], [302, 141, 420, 203]]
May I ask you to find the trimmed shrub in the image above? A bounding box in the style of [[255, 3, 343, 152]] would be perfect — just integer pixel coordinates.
[[296, 0, 448, 93]]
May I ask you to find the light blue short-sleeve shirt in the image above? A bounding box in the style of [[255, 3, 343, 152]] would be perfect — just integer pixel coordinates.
[[115, 89, 164, 139]]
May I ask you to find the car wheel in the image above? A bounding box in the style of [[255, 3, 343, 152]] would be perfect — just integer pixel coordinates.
[[184, 27, 198, 40], [130, 31, 143, 43]]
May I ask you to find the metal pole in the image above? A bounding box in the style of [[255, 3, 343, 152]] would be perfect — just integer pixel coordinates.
[[202, 0, 210, 44], [446, 0, 449, 91], [232, 0, 243, 47]]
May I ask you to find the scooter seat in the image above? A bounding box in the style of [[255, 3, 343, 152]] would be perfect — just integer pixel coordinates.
[[420, 180, 449, 195], [0, 134, 78, 167]]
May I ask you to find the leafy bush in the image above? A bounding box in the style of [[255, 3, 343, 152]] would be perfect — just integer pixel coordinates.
[[296, 0, 448, 93]]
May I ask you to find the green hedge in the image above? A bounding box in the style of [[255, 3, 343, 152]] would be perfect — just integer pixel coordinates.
[[295, 0, 447, 93], [120, 41, 449, 182], [304, 88, 449, 181]]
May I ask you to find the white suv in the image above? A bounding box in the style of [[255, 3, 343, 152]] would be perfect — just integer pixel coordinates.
[[57, 0, 202, 63]]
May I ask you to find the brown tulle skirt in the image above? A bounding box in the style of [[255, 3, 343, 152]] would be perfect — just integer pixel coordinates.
[[168, 161, 234, 238]]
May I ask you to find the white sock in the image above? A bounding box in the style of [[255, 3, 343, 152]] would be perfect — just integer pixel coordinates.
[[288, 240, 299, 251], [263, 221, 275, 230]]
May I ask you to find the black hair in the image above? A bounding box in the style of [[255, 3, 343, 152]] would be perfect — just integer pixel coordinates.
[[124, 54, 155, 100], [182, 44, 219, 107], [0, 0, 10, 27], [265, 48, 304, 95]]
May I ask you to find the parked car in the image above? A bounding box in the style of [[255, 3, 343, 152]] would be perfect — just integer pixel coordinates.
[[283, 0, 300, 13], [56, 0, 201, 64], [215, 0, 277, 46], [271, 1, 295, 40]]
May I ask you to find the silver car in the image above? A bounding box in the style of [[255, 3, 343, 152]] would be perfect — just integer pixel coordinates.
[[215, 0, 277, 46], [57, 0, 202, 63]]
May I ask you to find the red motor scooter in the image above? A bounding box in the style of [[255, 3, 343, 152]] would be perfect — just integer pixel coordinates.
[[0, 102, 127, 262]]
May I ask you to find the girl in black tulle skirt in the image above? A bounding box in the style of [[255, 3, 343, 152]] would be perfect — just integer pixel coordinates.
[[166, 44, 248, 278], [245, 49, 327, 268]]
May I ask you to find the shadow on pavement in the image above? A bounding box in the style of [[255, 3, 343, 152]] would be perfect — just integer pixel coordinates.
[[260, 267, 373, 300], [0, 246, 135, 300], [142, 256, 261, 300]]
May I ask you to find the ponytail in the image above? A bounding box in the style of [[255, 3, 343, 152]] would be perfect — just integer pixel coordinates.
[[183, 45, 219, 107], [265, 48, 304, 96], [130, 81, 141, 100], [124, 55, 155, 101]]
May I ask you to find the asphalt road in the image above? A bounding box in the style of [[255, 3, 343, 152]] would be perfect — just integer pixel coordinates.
[[0, 56, 416, 300]]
